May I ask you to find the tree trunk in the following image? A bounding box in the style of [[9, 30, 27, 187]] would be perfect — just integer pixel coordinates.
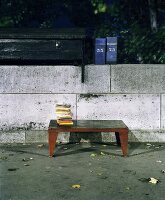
[[148, 0, 158, 32]]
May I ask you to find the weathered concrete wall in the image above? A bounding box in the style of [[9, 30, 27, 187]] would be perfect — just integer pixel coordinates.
[[0, 94, 76, 130], [111, 64, 165, 93], [77, 94, 160, 129], [0, 65, 110, 93], [0, 64, 164, 143], [162, 94, 165, 129]]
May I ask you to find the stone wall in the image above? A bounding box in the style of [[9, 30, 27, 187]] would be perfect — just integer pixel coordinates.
[[0, 64, 164, 143]]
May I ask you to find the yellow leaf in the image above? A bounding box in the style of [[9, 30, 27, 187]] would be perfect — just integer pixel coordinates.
[[90, 153, 97, 157], [149, 177, 159, 184], [100, 152, 106, 155], [72, 184, 81, 189], [37, 144, 44, 148]]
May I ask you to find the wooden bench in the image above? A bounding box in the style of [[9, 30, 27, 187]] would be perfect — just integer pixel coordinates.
[[0, 28, 91, 82], [48, 120, 129, 157]]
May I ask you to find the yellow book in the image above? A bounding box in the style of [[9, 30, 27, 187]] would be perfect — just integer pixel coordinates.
[[55, 110, 71, 114], [57, 119, 73, 123], [56, 104, 71, 108], [58, 122, 73, 126], [56, 107, 71, 111]]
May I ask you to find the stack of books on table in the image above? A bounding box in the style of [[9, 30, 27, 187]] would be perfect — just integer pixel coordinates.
[[55, 104, 73, 126]]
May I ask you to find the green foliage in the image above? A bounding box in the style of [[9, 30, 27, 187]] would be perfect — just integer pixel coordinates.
[[0, 17, 14, 27], [119, 24, 165, 64], [91, 0, 165, 64], [91, 0, 107, 14]]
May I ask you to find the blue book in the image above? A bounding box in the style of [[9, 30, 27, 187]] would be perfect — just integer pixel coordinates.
[[106, 37, 117, 64], [95, 38, 106, 64]]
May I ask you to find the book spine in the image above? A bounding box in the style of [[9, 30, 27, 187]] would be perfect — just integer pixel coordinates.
[[106, 37, 117, 64], [95, 38, 106, 64]]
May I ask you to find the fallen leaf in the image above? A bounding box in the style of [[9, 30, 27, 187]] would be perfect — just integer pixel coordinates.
[[22, 158, 28, 162], [97, 173, 102, 176], [72, 184, 81, 189], [37, 144, 44, 148], [8, 168, 19, 171], [161, 170, 165, 173], [24, 163, 30, 166], [148, 177, 159, 184], [146, 143, 152, 146], [22, 157, 33, 162], [102, 145, 107, 147], [90, 153, 97, 157], [100, 152, 106, 156], [126, 187, 130, 190], [156, 160, 162, 163]]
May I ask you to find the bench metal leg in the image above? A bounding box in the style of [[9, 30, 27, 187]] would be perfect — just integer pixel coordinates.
[[119, 130, 128, 157], [48, 129, 58, 157]]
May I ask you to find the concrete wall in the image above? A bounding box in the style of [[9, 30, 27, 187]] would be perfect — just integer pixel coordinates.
[[0, 64, 165, 143]]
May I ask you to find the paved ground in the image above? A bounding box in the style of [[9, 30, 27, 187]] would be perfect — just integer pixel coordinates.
[[0, 142, 165, 200]]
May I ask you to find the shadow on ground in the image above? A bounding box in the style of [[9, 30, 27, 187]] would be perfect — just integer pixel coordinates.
[[1, 142, 165, 158]]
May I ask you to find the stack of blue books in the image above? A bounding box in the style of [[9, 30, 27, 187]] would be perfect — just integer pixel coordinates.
[[95, 37, 117, 64]]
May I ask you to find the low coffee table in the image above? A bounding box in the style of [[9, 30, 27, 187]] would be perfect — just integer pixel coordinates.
[[48, 120, 129, 157]]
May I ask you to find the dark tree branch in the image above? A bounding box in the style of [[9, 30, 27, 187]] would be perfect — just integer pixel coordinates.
[[148, 0, 158, 32]]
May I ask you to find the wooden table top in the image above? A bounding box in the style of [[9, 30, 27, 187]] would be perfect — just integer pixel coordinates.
[[49, 120, 128, 132]]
